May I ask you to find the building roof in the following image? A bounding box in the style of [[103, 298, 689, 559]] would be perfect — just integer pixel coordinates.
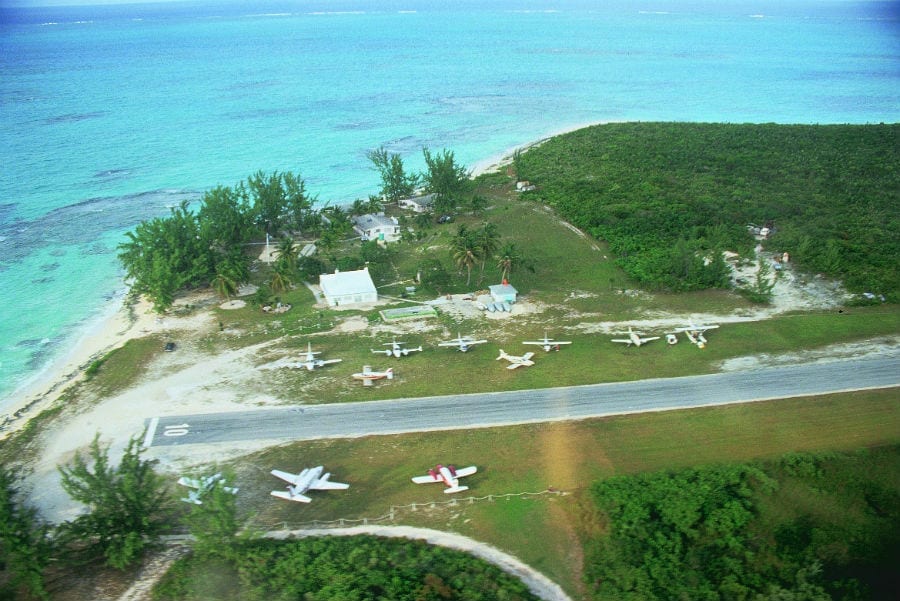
[[399, 193, 436, 207], [352, 213, 397, 231], [319, 267, 377, 297], [489, 283, 518, 295]]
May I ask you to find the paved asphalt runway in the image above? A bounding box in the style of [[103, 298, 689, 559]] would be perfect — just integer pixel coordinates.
[[144, 355, 898, 448]]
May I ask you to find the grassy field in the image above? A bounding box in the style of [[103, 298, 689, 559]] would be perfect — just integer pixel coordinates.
[[6, 162, 898, 599], [221, 388, 900, 598]]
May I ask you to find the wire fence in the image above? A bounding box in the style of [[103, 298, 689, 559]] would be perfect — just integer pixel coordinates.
[[255, 488, 567, 532]]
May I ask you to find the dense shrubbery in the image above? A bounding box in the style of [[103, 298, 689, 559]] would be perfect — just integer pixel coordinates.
[[586, 447, 900, 601], [152, 535, 539, 601], [518, 123, 899, 299]]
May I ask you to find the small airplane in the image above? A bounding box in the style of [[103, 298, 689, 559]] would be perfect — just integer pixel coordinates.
[[411, 464, 477, 494], [351, 365, 394, 386], [177, 472, 238, 505], [496, 349, 536, 369], [611, 327, 660, 347], [371, 338, 423, 358], [287, 342, 343, 371], [672, 321, 720, 349], [522, 331, 572, 352], [438, 333, 487, 352], [270, 466, 350, 503]]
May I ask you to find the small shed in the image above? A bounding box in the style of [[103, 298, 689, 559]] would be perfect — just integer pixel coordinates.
[[319, 267, 378, 307], [489, 281, 518, 304]]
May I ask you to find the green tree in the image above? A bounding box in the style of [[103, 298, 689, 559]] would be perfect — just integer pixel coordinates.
[[421, 147, 470, 215], [57, 434, 171, 570], [282, 171, 315, 232], [474, 222, 500, 284], [197, 185, 254, 253], [450, 225, 479, 286], [274, 236, 300, 275], [117, 201, 211, 312], [468, 194, 488, 216], [247, 170, 289, 235], [496, 241, 533, 282], [367, 146, 418, 202], [183, 480, 240, 560], [0, 467, 52, 600], [269, 266, 291, 295]]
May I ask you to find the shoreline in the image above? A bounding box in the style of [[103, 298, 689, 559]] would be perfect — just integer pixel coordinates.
[[469, 120, 612, 177], [0, 121, 610, 439], [0, 292, 161, 438]]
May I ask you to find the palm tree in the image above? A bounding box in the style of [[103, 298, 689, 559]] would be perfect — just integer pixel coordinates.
[[474, 222, 500, 284], [350, 199, 367, 217], [496, 241, 526, 283], [450, 225, 478, 287], [269, 267, 291, 294], [211, 271, 238, 299], [274, 236, 299, 274]]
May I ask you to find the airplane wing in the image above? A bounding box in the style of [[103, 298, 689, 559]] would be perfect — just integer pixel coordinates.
[[611, 338, 631, 344], [454, 466, 477, 478], [371, 349, 390, 355], [411, 473, 442, 484], [271, 469, 302, 486], [318, 358, 343, 366], [642, 336, 661, 343], [271, 490, 311, 503], [522, 352, 535, 361], [506, 363, 525, 370], [310, 474, 350, 490], [177, 476, 200, 489], [469, 339, 487, 345]]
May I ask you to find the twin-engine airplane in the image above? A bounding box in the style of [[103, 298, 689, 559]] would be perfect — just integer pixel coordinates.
[[672, 321, 720, 349], [522, 331, 572, 352], [496, 349, 536, 369], [270, 466, 350, 503], [287, 342, 343, 371], [611, 327, 660, 347], [411, 464, 477, 494], [438, 333, 487, 352], [177, 472, 239, 505], [351, 365, 394, 386], [371, 338, 422, 358]]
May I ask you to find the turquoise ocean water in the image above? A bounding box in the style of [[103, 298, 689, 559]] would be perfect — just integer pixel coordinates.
[[0, 0, 898, 406]]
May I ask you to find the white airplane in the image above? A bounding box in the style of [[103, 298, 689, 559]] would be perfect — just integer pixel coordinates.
[[371, 338, 422, 358], [438, 333, 487, 352], [496, 349, 536, 369], [522, 331, 572, 352], [287, 342, 343, 371], [177, 473, 238, 505], [270, 466, 350, 503], [672, 321, 720, 349], [351, 365, 394, 386], [411, 464, 477, 494], [611, 327, 660, 347]]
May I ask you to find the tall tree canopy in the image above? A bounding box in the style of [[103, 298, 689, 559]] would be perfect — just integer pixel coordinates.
[[58, 434, 171, 570], [367, 146, 419, 202]]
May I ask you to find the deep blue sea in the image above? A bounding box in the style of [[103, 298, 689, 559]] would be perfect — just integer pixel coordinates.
[[0, 0, 898, 406]]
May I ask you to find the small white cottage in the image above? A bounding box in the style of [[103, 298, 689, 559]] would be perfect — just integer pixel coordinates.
[[352, 213, 401, 243], [319, 267, 378, 307]]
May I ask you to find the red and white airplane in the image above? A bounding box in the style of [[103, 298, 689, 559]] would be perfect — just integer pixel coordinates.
[[351, 365, 393, 386], [411, 464, 477, 494]]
